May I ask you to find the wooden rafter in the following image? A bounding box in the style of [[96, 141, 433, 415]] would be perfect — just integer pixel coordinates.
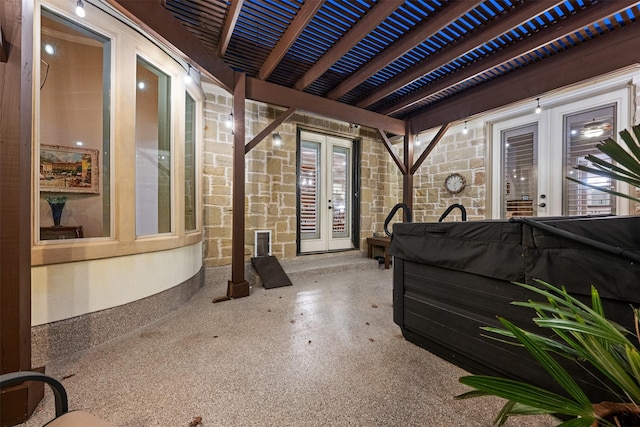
[[256, 0, 324, 81], [384, 0, 638, 117], [109, 0, 235, 92], [293, 1, 400, 91], [409, 19, 640, 132], [218, 0, 244, 57], [326, 1, 480, 101], [356, 0, 555, 109]]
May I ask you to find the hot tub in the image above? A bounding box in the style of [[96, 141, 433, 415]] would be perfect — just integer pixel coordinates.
[[390, 215, 640, 402]]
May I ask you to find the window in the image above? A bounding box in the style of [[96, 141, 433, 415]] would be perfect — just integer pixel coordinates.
[[39, 9, 111, 240], [135, 56, 171, 236], [184, 92, 197, 231]]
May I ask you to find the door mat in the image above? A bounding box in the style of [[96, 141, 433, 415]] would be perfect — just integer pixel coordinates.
[[250, 256, 293, 289]]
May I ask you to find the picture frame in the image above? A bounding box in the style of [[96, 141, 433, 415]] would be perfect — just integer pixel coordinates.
[[39, 145, 99, 194]]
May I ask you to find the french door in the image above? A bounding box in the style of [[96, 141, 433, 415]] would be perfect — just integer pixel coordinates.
[[298, 131, 354, 253], [491, 89, 629, 219]]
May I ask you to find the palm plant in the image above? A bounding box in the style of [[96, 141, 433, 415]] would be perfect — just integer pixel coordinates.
[[566, 124, 640, 203], [456, 279, 640, 427]]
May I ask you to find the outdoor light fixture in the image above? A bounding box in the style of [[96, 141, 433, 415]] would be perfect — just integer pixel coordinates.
[[272, 133, 282, 146], [463, 121, 468, 135], [75, 0, 86, 17], [225, 111, 234, 132], [535, 98, 542, 114], [184, 64, 193, 84]]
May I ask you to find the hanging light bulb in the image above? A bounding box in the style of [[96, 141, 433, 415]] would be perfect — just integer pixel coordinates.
[[463, 121, 468, 135], [75, 0, 86, 17], [272, 133, 282, 147], [535, 98, 542, 114]]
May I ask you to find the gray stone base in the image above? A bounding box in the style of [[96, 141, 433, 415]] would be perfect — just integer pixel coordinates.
[[31, 268, 205, 367]]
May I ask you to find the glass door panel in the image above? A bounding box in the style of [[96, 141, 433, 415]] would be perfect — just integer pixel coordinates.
[[502, 124, 538, 218], [331, 146, 350, 238], [300, 141, 321, 241], [564, 105, 616, 216]]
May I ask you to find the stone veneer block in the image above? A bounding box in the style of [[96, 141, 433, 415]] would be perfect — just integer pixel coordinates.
[[31, 269, 205, 366]]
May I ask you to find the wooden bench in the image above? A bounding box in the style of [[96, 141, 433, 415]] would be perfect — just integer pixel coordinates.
[[366, 236, 392, 269]]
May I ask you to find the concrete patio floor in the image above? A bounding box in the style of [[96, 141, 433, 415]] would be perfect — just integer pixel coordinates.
[[20, 253, 555, 426]]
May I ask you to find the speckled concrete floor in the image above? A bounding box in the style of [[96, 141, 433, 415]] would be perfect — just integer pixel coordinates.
[[20, 257, 556, 427]]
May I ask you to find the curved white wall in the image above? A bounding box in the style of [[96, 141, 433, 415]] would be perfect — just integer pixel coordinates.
[[31, 242, 202, 325]]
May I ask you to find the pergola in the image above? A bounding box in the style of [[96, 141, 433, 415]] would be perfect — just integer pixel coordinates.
[[108, 0, 640, 297]]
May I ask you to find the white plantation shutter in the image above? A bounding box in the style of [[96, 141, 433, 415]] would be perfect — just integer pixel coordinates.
[[503, 124, 537, 218], [300, 142, 320, 239], [564, 105, 616, 216]]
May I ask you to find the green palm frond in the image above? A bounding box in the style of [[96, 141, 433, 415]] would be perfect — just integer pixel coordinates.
[[457, 279, 640, 426]]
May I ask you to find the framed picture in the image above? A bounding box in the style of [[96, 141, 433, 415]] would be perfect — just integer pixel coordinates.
[[40, 145, 99, 194]]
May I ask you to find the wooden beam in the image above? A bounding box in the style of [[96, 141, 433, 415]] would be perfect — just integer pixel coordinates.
[[356, 0, 554, 108], [408, 18, 640, 133], [385, 0, 637, 117], [228, 72, 250, 298], [326, 1, 480, 101], [245, 107, 296, 154], [218, 0, 244, 57], [256, 0, 324, 81], [376, 129, 406, 175], [410, 123, 451, 175], [293, 1, 400, 91], [246, 77, 405, 136], [0, 0, 44, 423], [108, 0, 234, 92]]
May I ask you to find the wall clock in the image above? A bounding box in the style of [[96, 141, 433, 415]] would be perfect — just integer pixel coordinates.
[[444, 172, 466, 194]]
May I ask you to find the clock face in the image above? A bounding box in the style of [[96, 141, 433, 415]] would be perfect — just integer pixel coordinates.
[[445, 173, 466, 194]]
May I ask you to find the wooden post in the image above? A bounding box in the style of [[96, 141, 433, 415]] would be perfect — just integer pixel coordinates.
[[227, 72, 250, 298], [402, 121, 414, 220], [1, 1, 45, 425]]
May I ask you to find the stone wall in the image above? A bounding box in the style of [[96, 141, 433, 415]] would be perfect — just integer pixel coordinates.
[[201, 71, 640, 267], [412, 125, 486, 223], [202, 84, 401, 267]]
